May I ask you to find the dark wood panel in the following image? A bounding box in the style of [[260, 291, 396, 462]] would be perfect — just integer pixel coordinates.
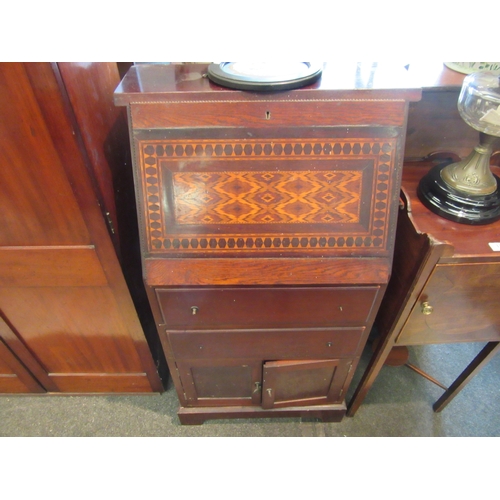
[[177, 404, 346, 424], [397, 263, 500, 345], [166, 327, 364, 359], [114, 63, 421, 106], [157, 287, 378, 329], [262, 359, 350, 408], [57, 62, 129, 247], [0, 287, 147, 375], [0, 63, 91, 247], [405, 90, 477, 160], [145, 257, 389, 286], [0, 247, 108, 287], [131, 100, 408, 129], [177, 358, 262, 407]]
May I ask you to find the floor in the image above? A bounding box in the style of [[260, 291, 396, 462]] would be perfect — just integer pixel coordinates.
[[1, 339, 498, 437]]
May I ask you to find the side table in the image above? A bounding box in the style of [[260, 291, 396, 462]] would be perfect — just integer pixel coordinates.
[[347, 160, 500, 416]]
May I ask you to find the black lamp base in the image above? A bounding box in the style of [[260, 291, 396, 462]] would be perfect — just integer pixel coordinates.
[[417, 163, 500, 225]]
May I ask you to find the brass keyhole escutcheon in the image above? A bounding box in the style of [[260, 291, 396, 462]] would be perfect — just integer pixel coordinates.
[[421, 301, 433, 315], [191, 306, 199, 315]]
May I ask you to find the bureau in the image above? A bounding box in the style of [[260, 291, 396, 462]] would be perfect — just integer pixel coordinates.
[[115, 63, 420, 424]]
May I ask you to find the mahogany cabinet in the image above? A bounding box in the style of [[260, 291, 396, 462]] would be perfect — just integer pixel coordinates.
[[0, 63, 163, 394], [347, 162, 500, 415], [115, 63, 420, 423]]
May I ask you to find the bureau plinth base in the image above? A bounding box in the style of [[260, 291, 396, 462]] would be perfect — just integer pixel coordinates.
[[177, 403, 347, 425]]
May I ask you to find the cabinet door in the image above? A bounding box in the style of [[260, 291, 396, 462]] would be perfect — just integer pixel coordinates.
[[0, 63, 162, 393], [176, 359, 262, 407], [261, 359, 351, 409]]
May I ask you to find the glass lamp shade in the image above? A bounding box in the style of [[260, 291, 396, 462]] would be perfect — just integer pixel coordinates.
[[417, 72, 500, 224], [458, 72, 500, 136]]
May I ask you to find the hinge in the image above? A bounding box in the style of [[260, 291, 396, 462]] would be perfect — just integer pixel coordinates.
[[105, 211, 115, 234]]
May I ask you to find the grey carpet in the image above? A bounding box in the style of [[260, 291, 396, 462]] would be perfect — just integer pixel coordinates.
[[1, 341, 498, 437]]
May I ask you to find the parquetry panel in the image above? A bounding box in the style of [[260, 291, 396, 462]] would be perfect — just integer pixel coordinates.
[[138, 138, 396, 254], [173, 170, 362, 225]]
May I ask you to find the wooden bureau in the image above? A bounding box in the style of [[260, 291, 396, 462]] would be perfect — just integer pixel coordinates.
[[115, 63, 420, 424]]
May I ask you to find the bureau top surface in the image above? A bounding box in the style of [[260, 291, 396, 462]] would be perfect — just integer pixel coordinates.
[[402, 164, 500, 260], [114, 63, 421, 105]]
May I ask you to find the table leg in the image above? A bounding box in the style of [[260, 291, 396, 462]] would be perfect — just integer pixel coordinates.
[[433, 342, 500, 413]]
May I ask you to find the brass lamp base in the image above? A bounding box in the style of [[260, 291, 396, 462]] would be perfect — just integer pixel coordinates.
[[418, 163, 500, 225]]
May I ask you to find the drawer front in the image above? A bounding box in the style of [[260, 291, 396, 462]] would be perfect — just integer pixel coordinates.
[[166, 327, 365, 360], [156, 286, 378, 329], [397, 263, 500, 345]]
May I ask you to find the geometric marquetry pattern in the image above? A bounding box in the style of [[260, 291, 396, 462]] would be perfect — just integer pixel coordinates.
[[140, 138, 395, 253], [172, 170, 362, 225]]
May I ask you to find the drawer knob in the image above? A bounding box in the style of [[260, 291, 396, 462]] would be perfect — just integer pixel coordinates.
[[191, 306, 199, 315], [421, 301, 434, 315]]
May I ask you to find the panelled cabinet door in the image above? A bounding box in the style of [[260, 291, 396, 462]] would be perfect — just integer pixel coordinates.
[[176, 359, 262, 407], [0, 338, 45, 394], [261, 359, 351, 409]]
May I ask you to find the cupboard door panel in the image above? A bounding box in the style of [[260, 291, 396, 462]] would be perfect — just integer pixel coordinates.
[[176, 359, 262, 407], [262, 359, 351, 409], [0, 288, 145, 375]]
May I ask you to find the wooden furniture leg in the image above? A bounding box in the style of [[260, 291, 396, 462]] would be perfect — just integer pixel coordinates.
[[433, 342, 500, 412]]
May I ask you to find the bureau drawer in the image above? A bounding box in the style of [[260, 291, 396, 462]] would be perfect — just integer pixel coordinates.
[[165, 327, 365, 360], [156, 286, 379, 329]]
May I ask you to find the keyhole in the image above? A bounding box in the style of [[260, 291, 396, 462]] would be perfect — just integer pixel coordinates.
[[265, 111, 271, 120]]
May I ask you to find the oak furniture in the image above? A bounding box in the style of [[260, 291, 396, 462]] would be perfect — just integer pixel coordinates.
[[0, 63, 163, 394], [115, 62, 420, 424], [347, 160, 500, 415]]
